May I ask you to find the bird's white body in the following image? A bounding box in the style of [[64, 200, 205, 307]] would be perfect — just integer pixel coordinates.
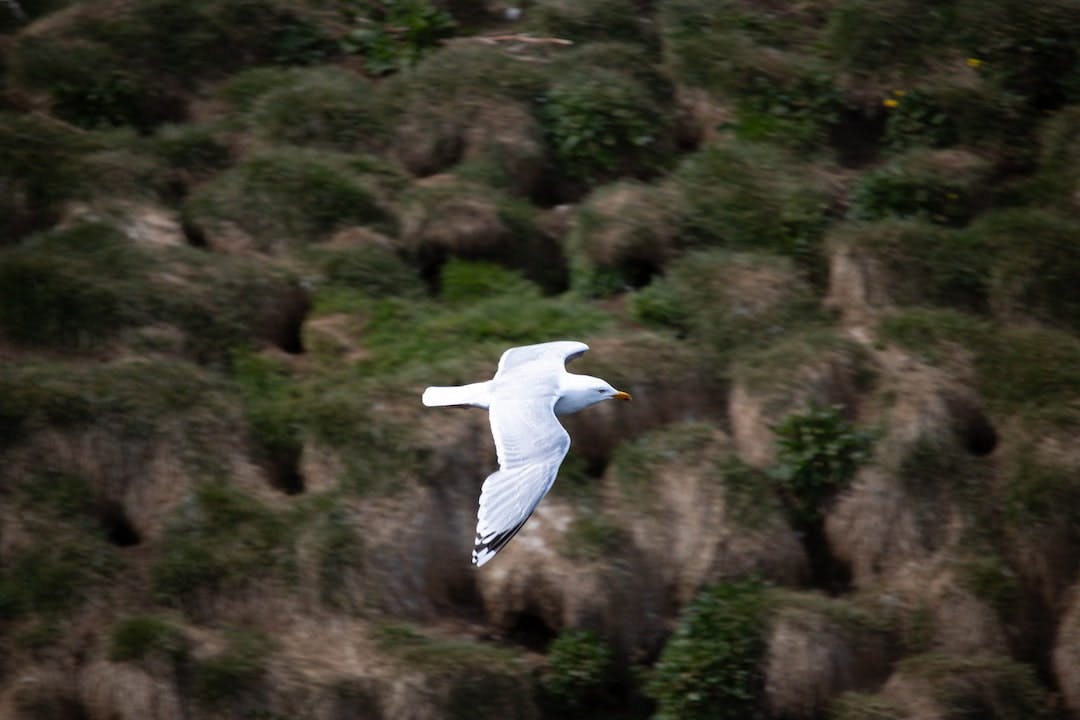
[[422, 341, 630, 566]]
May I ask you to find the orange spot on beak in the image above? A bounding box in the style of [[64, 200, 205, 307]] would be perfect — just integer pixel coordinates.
[[612, 390, 632, 402]]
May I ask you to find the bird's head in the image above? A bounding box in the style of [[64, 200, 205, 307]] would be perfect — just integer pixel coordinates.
[[556, 374, 632, 415]]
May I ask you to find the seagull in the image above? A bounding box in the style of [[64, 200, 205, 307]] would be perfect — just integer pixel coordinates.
[[422, 341, 631, 567]]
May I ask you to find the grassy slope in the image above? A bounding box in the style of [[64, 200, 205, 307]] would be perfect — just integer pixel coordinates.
[[1, 0, 1079, 718]]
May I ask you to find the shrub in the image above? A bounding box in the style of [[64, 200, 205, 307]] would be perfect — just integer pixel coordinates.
[[769, 405, 873, 523], [670, 142, 829, 264], [251, 67, 389, 152], [848, 149, 991, 226], [883, 79, 1031, 158], [341, 0, 455, 76], [541, 630, 615, 711], [184, 148, 394, 251], [109, 616, 188, 663], [542, 67, 670, 185], [648, 579, 771, 720]]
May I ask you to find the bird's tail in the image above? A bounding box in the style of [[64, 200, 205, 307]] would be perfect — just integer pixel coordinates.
[[421, 382, 491, 409]]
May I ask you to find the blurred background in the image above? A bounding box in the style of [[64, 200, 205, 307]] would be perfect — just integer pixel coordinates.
[[2, 0, 1080, 718]]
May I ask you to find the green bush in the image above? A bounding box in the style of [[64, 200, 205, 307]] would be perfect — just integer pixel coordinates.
[[251, 67, 389, 152], [185, 148, 394, 251], [769, 405, 873, 523], [671, 142, 829, 264], [955, 0, 1080, 107], [883, 80, 1030, 158], [542, 67, 670, 184], [541, 630, 615, 711], [647, 579, 771, 720], [341, 0, 455, 76], [848, 149, 991, 226], [109, 616, 188, 663]]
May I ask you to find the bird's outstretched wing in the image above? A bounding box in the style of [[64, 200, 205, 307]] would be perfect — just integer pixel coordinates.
[[472, 393, 570, 567], [495, 341, 588, 377]]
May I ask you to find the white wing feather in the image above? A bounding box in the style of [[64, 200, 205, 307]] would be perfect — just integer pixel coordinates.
[[472, 392, 570, 567], [496, 340, 588, 377]]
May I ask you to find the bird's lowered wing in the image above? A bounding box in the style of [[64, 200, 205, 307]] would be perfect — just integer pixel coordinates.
[[473, 394, 570, 567], [495, 341, 588, 377]]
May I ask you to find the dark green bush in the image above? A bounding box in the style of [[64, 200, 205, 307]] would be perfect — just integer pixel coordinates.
[[647, 579, 771, 720], [251, 67, 389, 152], [542, 67, 670, 184], [848, 149, 991, 226], [541, 630, 615, 711], [341, 0, 455, 76], [109, 616, 188, 663], [769, 405, 873, 523]]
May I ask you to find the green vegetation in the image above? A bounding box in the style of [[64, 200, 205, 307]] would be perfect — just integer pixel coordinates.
[[769, 405, 873, 522], [192, 630, 274, 707], [609, 422, 717, 508], [109, 615, 188, 663], [648, 579, 771, 720], [341, 0, 455, 76], [893, 653, 1051, 720], [541, 630, 616, 712], [152, 483, 297, 604]]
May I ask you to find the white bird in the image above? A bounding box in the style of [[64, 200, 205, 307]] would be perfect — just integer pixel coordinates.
[[422, 341, 631, 567]]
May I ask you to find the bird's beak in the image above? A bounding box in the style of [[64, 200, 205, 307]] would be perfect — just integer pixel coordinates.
[[612, 390, 632, 402]]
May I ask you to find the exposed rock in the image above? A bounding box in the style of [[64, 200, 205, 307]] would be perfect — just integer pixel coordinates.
[[79, 660, 183, 720]]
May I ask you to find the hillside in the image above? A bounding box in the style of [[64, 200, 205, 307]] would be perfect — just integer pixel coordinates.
[[2, 1, 1080, 718]]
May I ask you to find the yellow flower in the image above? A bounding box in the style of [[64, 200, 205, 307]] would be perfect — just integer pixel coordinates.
[[892, 89, 907, 97], [967, 57, 983, 68], [883, 98, 899, 108]]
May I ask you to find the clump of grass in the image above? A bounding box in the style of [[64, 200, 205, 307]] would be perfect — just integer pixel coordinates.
[[825, 0, 954, 76], [893, 652, 1051, 720], [560, 513, 625, 562], [439, 259, 535, 304], [192, 630, 274, 707], [0, 539, 119, 621], [609, 422, 717, 508], [827, 220, 990, 311], [152, 483, 297, 604], [250, 67, 390, 152], [149, 123, 231, 181], [631, 250, 818, 363], [309, 243, 423, 300], [109, 615, 188, 663], [315, 505, 365, 610], [848, 149, 991, 226], [829, 692, 905, 720], [184, 148, 395, 251], [526, 0, 657, 47], [648, 578, 772, 720], [669, 142, 830, 268]]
